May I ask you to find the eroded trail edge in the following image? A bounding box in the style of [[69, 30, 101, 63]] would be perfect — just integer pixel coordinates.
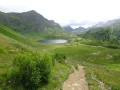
[[63, 64, 89, 90]]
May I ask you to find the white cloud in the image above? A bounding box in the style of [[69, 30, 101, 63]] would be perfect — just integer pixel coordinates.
[[0, 0, 120, 27]]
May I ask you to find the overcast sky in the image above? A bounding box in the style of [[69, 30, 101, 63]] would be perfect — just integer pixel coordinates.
[[0, 0, 120, 28]]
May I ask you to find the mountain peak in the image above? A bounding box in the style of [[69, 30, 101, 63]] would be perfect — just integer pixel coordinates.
[[75, 26, 85, 30], [27, 10, 37, 13], [63, 26, 73, 32], [63, 26, 86, 32]]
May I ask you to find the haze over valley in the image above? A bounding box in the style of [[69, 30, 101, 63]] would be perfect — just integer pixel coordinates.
[[1, 0, 120, 28]]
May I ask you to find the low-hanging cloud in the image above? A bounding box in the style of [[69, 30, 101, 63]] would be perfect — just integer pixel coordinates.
[[65, 20, 98, 28]]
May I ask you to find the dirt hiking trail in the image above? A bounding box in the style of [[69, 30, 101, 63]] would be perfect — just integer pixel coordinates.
[[63, 64, 89, 90]]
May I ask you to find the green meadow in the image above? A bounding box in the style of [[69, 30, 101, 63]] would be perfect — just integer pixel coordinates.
[[54, 43, 120, 89]]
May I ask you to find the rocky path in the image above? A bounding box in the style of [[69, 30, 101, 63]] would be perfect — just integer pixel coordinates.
[[63, 64, 89, 90]]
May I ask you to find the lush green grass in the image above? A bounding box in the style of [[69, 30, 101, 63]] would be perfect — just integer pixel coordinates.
[[1, 23, 120, 89], [78, 38, 120, 49], [73, 64, 78, 70], [54, 45, 120, 64], [54, 44, 120, 89]]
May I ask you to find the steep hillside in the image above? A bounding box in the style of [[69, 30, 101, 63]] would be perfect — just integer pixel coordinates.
[[0, 23, 52, 50], [0, 23, 31, 44], [0, 10, 68, 40]]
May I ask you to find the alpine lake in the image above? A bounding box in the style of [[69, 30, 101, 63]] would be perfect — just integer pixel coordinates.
[[38, 40, 68, 44]]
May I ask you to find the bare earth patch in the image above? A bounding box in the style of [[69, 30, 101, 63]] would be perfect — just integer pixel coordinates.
[[63, 64, 89, 90]]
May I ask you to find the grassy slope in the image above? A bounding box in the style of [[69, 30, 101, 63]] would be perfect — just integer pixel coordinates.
[[54, 43, 120, 89], [0, 24, 41, 87], [0, 24, 73, 90], [24, 28, 71, 41], [0, 23, 51, 49]]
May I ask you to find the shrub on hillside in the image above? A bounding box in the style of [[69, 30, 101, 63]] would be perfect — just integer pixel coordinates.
[[54, 53, 66, 64], [7, 52, 53, 89], [105, 44, 119, 49], [113, 55, 120, 63]]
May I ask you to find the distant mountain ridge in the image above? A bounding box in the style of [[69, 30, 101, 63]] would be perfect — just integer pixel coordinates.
[[74, 26, 86, 30], [88, 19, 120, 28], [63, 19, 120, 32], [77, 19, 120, 45], [63, 26, 86, 32]]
